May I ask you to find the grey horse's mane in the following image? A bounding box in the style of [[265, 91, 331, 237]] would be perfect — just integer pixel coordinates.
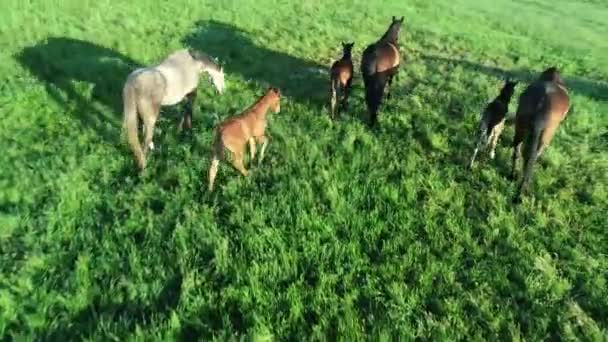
[[188, 48, 221, 72]]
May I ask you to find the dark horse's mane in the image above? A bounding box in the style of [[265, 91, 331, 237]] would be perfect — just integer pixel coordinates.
[[378, 17, 404, 45], [539, 67, 564, 85], [188, 48, 222, 71], [379, 23, 400, 44]]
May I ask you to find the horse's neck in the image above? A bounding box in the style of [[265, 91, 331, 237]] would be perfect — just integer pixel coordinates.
[[202, 65, 217, 76], [556, 82, 568, 94], [244, 97, 270, 120], [380, 29, 398, 45], [497, 90, 512, 103]]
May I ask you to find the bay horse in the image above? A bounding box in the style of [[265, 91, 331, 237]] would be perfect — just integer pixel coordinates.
[[510, 67, 570, 202], [360, 16, 404, 128], [469, 79, 518, 168], [122, 48, 225, 170], [329, 42, 354, 118], [208, 87, 281, 192]]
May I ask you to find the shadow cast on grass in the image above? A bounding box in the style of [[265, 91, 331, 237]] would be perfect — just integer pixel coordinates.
[[42, 272, 183, 340], [182, 20, 329, 110], [421, 54, 608, 102], [16, 37, 143, 142]]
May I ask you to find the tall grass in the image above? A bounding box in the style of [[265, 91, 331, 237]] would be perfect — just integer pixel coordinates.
[[1, 0, 607, 339]]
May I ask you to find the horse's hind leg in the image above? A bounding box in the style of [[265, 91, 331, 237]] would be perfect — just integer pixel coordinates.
[[489, 120, 505, 159], [386, 75, 395, 100], [470, 122, 489, 168], [180, 90, 197, 130], [510, 137, 524, 182], [329, 79, 337, 119], [140, 100, 160, 155], [342, 78, 353, 112], [231, 151, 248, 177], [208, 138, 223, 192], [208, 157, 219, 192]]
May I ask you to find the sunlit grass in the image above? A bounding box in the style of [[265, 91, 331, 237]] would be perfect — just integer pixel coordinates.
[[0, 0, 607, 340]]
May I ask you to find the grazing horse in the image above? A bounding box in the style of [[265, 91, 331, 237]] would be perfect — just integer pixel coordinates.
[[360, 16, 404, 127], [123, 48, 225, 170], [208, 87, 281, 191], [510, 67, 570, 202], [469, 79, 518, 168], [329, 42, 354, 118]]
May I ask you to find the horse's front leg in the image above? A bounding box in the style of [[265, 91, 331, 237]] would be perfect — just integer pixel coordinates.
[[248, 138, 256, 164], [180, 90, 197, 130]]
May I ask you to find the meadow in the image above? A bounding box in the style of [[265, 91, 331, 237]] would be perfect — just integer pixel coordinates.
[[1, 0, 607, 340]]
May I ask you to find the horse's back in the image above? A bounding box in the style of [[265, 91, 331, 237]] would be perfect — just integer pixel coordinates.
[[331, 59, 353, 85], [123, 67, 166, 103], [362, 42, 400, 75], [376, 43, 400, 73], [484, 100, 508, 130], [154, 50, 200, 105]]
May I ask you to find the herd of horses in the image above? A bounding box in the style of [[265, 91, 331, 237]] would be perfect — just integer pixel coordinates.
[[122, 17, 571, 203]]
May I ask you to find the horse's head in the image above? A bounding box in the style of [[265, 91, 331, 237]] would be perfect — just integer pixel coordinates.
[[342, 42, 355, 57], [383, 16, 405, 44], [189, 48, 226, 94], [502, 78, 518, 98], [539, 67, 563, 84], [209, 66, 225, 94], [267, 87, 281, 113]]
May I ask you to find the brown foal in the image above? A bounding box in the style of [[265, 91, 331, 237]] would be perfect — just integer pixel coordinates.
[[511, 67, 570, 202], [329, 42, 354, 118], [208, 87, 281, 191]]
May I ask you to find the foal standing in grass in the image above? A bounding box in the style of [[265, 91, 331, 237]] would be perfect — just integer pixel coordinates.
[[123, 49, 225, 170], [511, 67, 570, 202], [329, 42, 354, 118], [469, 79, 518, 168], [208, 87, 281, 191]]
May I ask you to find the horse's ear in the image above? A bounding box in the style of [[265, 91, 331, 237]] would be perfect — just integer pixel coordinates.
[[392, 16, 396, 22], [400, 16, 405, 22]]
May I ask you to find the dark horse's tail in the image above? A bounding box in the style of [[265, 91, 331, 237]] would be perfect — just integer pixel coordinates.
[[515, 89, 550, 202], [361, 45, 388, 127]]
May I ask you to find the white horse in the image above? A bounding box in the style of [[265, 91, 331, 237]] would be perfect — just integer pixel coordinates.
[[122, 48, 225, 170]]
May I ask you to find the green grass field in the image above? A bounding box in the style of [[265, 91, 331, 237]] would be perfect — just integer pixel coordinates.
[[1, 0, 607, 340]]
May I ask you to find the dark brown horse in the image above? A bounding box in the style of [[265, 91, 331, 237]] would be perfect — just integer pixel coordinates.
[[470, 79, 518, 168], [510, 67, 571, 202], [329, 42, 354, 118], [360, 16, 404, 128]]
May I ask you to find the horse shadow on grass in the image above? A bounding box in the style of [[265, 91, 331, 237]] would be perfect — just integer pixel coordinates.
[[16, 37, 142, 142], [420, 54, 608, 103], [182, 20, 329, 111], [40, 272, 183, 340]]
